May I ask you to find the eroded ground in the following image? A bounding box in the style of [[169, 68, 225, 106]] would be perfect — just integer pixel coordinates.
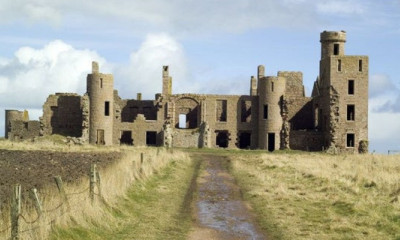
[[0, 149, 120, 205], [189, 153, 267, 240]]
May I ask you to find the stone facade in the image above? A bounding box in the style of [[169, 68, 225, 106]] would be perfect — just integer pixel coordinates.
[[5, 31, 369, 153]]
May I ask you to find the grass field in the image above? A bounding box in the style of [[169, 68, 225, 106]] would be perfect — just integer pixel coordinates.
[[230, 151, 400, 240], [50, 152, 197, 240], [2, 138, 399, 239], [0, 138, 193, 240]]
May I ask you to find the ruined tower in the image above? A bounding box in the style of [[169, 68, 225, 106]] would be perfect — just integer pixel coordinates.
[[5, 110, 25, 139], [86, 61, 114, 145], [315, 31, 368, 152], [258, 70, 286, 151]]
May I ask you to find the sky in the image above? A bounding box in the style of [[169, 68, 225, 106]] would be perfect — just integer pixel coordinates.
[[0, 0, 399, 153]]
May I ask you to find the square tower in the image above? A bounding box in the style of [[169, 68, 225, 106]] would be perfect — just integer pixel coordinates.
[[316, 31, 368, 153]]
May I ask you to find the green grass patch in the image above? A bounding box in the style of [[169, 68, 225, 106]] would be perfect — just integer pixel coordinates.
[[50, 158, 198, 240]]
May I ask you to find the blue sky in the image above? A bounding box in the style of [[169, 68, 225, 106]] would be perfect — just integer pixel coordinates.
[[0, 0, 399, 153]]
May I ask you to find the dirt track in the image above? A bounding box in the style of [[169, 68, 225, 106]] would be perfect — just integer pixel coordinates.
[[189, 153, 267, 240], [0, 149, 121, 205]]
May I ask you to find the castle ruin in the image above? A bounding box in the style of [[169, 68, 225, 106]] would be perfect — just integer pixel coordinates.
[[5, 31, 369, 153]]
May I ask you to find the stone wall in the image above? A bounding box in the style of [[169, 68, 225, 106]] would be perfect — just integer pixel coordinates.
[[8, 120, 40, 141], [41, 93, 83, 137], [172, 129, 201, 147], [289, 130, 324, 151], [278, 71, 304, 99]]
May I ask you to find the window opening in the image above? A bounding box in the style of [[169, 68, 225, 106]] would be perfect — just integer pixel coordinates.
[[359, 60, 362, 72], [241, 100, 251, 122], [347, 105, 355, 121], [178, 114, 187, 128], [334, 44, 339, 55], [347, 133, 355, 147], [348, 80, 354, 95], [105, 101, 110, 116], [271, 82, 274, 92], [314, 106, 319, 129], [263, 104, 268, 119], [100, 78, 103, 88], [216, 100, 227, 122], [338, 59, 342, 71]]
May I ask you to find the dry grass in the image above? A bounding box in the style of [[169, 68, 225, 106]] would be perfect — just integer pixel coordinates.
[[230, 152, 400, 240], [0, 137, 190, 240], [0, 135, 122, 152]]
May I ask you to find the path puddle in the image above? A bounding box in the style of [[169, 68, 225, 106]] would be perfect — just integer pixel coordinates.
[[189, 154, 266, 240]]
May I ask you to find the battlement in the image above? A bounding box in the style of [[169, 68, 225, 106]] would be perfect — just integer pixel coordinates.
[[320, 31, 346, 42]]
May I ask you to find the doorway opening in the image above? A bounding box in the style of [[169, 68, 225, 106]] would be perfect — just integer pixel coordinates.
[[268, 133, 275, 152], [96, 129, 105, 145], [146, 131, 157, 146], [238, 132, 251, 149], [120, 131, 133, 145], [216, 131, 229, 148]]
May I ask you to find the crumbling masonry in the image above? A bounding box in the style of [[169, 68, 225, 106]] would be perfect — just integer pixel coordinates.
[[5, 31, 369, 153]]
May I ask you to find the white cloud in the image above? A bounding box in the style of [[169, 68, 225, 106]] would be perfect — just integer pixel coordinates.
[[0, 1, 60, 24], [0, 40, 106, 109], [0, 0, 320, 34], [114, 33, 189, 99]]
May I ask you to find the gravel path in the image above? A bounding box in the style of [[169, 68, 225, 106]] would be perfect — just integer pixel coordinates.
[[188, 153, 267, 240]]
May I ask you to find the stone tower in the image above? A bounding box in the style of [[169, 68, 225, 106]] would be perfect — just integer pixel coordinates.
[[316, 31, 368, 152], [4, 110, 25, 138], [258, 70, 286, 151], [86, 61, 114, 145]]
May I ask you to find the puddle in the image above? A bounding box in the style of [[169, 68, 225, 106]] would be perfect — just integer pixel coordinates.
[[190, 154, 266, 240]]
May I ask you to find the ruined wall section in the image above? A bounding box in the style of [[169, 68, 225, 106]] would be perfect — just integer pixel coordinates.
[[112, 91, 165, 146], [277, 71, 313, 130], [120, 100, 158, 122], [41, 93, 83, 137], [203, 95, 258, 149], [81, 93, 90, 142], [6, 110, 40, 141], [8, 120, 40, 141]]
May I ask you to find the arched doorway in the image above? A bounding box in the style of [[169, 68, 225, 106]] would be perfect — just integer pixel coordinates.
[[175, 97, 200, 129]]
